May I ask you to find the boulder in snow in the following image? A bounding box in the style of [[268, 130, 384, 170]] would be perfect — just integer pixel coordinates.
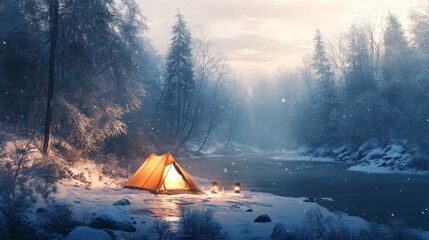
[[113, 198, 130, 206], [254, 214, 271, 223], [246, 209, 253, 212], [67, 226, 111, 240], [89, 206, 136, 232], [365, 148, 386, 160], [338, 145, 351, 154], [271, 223, 295, 240], [314, 146, 331, 157], [386, 144, 405, 155], [358, 138, 380, 157]]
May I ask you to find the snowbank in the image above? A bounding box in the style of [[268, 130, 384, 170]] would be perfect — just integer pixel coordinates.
[[55, 181, 368, 239], [66, 226, 111, 240], [348, 140, 429, 175], [274, 139, 429, 175], [89, 206, 135, 232]]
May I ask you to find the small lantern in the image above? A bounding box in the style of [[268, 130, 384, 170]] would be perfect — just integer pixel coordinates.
[[234, 182, 241, 193], [211, 181, 218, 194]]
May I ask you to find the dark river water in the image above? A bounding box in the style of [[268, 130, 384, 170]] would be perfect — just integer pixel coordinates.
[[179, 154, 429, 230]]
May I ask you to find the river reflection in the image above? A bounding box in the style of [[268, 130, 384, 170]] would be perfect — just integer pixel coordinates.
[[135, 194, 205, 231]]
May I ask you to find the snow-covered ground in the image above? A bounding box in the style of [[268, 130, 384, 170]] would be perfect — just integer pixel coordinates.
[[56, 179, 368, 239], [347, 161, 429, 175]]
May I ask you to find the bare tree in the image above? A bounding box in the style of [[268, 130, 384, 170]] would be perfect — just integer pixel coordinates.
[[325, 33, 349, 86]]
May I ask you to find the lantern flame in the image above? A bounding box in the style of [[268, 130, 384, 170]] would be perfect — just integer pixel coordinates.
[[211, 181, 218, 194], [234, 182, 241, 193]]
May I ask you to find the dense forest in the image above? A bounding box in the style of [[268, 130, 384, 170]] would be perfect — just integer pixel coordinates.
[[1, 0, 428, 163]]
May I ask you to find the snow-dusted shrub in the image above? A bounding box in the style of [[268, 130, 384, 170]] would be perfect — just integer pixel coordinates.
[[151, 218, 174, 240], [179, 206, 227, 240], [0, 140, 60, 239], [356, 221, 391, 240], [288, 208, 424, 240], [53, 142, 82, 164], [38, 203, 80, 235], [290, 208, 357, 240], [0, 142, 58, 212], [7, 214, 39, 240], [387, 218, 423, 240], [99, 154, 128, 178], [355, 218, 423, 240]]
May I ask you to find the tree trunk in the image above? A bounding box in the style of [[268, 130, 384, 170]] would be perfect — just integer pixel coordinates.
[[42, 0, 59, 156]]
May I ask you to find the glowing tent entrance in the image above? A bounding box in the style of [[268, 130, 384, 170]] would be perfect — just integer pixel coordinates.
[[123, 153, 203, 194]]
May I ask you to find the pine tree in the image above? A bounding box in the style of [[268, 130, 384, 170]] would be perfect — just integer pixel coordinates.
[[162, 10, 195, 140], [311, 29, 338, 143], [382, 13, 411, 106], [312, 29, 337, 118], [346, 25, 376, 96], [410, 3, 429, 55]]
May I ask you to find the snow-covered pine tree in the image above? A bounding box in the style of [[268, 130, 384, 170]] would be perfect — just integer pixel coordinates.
[[345, 25, 376, 97], [382, 13, 412, 106], [410, 3, 429, 56], [161, 10, 195, 140], [311, 29, 338, 143], [312, 30, 337, 118]]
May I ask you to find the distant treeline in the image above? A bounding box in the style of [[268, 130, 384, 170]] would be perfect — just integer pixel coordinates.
[[248, 7, 429, 149]]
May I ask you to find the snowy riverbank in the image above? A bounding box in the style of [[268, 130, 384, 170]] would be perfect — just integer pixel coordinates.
[[56, 179, 368, 239], [273, 138, 429, 175]]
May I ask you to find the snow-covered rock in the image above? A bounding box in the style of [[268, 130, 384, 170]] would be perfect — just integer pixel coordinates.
[[89, 206, 136, 232], [254, 214, 272, 223], [314, 146, 331, 157], [271, 223, 295, 240], [386, 144, 405, 155], [113, 198, 130, 206], [67, 226, 111, 240], [364, 148, 385, 160], [358, 138, 380, 154]]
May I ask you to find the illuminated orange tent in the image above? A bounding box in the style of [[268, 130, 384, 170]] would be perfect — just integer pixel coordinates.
[[123, 152, 203, 194]]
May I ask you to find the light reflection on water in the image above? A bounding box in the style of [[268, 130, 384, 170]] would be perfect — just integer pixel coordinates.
[[140, 195, 203, 231]]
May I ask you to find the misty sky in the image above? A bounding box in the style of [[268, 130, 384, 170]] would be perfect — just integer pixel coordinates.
[[136, 0, 421, 79]]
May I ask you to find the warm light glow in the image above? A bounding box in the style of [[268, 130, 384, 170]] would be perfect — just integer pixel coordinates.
[[234, 182, 241, 193], [211, 181, 218, 194], [163, 164, 186, 190]]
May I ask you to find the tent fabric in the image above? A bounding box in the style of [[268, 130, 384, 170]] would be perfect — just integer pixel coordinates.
[[123, 152, 203, 194]]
